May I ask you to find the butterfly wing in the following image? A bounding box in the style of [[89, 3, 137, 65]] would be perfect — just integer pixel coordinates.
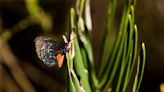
[[35, 36, 66, 67]]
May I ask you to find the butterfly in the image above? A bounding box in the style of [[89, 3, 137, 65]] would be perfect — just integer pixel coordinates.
[[35, 36, 69, 68]]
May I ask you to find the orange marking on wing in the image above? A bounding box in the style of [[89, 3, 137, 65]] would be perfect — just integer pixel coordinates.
[[56, 54, 64, 68]]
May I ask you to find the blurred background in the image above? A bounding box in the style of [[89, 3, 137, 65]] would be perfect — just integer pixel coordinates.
[[0, 0, 164, 92]]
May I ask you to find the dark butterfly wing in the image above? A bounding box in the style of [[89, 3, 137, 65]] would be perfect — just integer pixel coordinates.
[[35, 36, 66, 67]]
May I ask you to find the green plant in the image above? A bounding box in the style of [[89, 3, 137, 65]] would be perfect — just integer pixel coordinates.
[[0, 0, 146, 91], [66, 0, 146, 92]]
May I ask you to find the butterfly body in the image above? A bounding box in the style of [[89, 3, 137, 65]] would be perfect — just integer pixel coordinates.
[[35, 36, 68, 68]]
